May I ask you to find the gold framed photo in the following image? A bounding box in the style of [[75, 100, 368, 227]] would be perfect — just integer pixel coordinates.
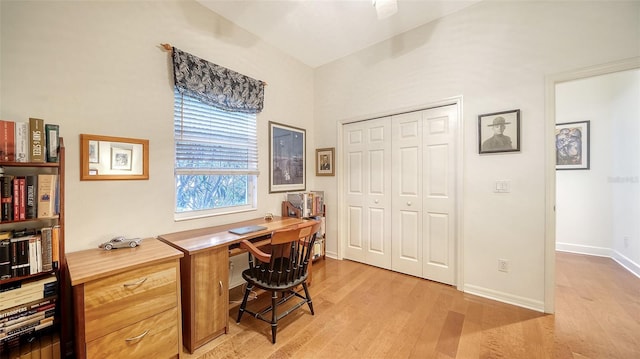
[[315, 147, 335, 176]]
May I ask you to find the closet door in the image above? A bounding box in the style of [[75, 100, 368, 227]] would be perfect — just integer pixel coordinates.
[[391, 112, 424, 277], [343, 118, 392, 269], [422, 105, 457, 285]]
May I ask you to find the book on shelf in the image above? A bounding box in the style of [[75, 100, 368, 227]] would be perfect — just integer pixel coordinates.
[[28, 235, 43, 275], [12, 178, 18, 221], [44, 124, 59, 163], [1, 175, 13, 222], [18, 177, 25, 221], [40, 228, 53, 272], [0, 324, 56, 358], [51, 226, 60, 270], [9, 236, 30, 278], [25, 175, 38, 220], [28, 118, 45, 163], [0, 237, 9, 280], [0, 295, 57, 321], [0, 120, 16, 162], [14, 122, 29, 163], [0, 276, 57, 311], [12, 177, 26, 221], [36, 174, 57, 219], [286, 191, 325, 217]]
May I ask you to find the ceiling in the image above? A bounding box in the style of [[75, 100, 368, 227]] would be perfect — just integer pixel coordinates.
[[196, 0, 482, 68]]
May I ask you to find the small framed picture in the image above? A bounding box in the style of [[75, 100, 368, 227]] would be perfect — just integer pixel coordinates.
[[110, 146, 133, 171], [556, 121, 590, 170], [316, 147, 335, 176], [478, 109, 521, 154], [88, 140, 99, 163]]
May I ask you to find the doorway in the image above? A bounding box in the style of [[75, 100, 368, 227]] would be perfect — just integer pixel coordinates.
[[544, 57, 640, 313]]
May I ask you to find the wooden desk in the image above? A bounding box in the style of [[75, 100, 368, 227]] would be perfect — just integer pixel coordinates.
[[157, 216, 316, 353]]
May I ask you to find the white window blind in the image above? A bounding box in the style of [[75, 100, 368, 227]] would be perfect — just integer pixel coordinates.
[[174, 89, 258, 175], [174, 89, 258, 216]]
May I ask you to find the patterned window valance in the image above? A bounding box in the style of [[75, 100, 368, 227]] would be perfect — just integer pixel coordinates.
[[172, 47, 265, 114]]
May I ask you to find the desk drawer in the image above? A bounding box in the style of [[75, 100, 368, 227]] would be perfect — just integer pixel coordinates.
[[86, 307, 179, 359], [84, 261, 178, 341]]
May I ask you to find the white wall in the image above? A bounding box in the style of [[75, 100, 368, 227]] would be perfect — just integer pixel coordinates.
[[611, 70, 640, 274], [557, 69, 640, 276], [0, 1, 315, 252], [314, 1, 640, 310], [555, 75, 614, 254]]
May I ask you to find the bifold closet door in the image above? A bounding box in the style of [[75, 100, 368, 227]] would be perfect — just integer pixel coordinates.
[[391, 111, 424, 277], [391, 105, 457, 284], [342, 104, 457, 285], [343, 117, 392, 269], [421, 105, 457, 285]]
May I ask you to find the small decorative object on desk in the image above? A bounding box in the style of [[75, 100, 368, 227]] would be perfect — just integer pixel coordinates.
[[264, 212, 273, 221], [99, 236, 143, 250]]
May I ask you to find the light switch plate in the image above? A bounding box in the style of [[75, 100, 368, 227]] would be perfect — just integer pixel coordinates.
[[494, 180, 510, 193]]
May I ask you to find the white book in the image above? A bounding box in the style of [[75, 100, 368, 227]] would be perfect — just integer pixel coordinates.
[[15, 121, 29, 162], [28, 236, 37, 274], [36, 235, 42, 273]]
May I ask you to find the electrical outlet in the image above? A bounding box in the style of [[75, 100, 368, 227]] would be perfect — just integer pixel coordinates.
[[498, 259, 509, 272]]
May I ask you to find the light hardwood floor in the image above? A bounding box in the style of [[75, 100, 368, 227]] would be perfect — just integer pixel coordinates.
[[184, 252, 639, 358]]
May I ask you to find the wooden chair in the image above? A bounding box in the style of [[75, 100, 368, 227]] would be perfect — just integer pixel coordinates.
[[236, 221, 321, 343]]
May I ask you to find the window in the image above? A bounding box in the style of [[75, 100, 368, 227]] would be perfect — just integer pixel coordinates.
[[174, 89, 258, 219]]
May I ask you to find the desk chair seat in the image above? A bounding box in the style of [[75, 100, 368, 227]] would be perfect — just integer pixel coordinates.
[[236, 221, 320, 343]]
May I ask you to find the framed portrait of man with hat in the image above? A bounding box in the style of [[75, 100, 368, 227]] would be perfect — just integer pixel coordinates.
[[478, 109, 521, 154]]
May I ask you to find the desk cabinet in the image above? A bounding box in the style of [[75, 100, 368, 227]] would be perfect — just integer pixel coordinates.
[[66, 239, 183, 359], [190, 246, 228, 351]]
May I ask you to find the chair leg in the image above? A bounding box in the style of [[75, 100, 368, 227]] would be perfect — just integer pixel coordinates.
[[237, 283, 253, 323], [302, 282, 314, 315], [271, 290, 278, 344]]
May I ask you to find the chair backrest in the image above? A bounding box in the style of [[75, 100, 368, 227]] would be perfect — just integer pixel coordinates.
[[249, 221, 321, 287]]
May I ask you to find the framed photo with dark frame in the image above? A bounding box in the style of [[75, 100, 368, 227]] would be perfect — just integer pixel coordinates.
[[478, 109, 521, 154], [555, 120, 590, 170], [315, 147, 335, 176], [269, 121, 306, 193]]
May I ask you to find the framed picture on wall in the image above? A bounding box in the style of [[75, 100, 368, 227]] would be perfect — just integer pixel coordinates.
[[478, 109, 521, 154], [555, 121, 590, 170], [315, 147, 335, 176], [269, 121, 306, 193]]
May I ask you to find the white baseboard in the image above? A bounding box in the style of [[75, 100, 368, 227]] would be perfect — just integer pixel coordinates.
[[555, 242, 612, 257], [556, 242, 640, 278], [463, 284, 545, 312], [611, 251, 640, 279]]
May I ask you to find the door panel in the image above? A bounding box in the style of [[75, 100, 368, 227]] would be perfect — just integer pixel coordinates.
[[392, 112, 423, 276], [425, 212, 449, 265], [347, 206, 363, 251], [343, 118, 392, 269], [422, 106, 457, 285]]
